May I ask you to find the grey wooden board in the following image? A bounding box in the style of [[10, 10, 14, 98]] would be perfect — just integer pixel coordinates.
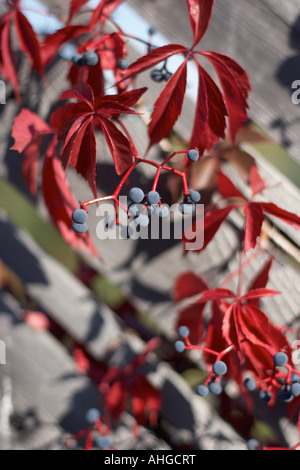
[[0, 292, 170, 450], [0, 214, 248, 449], [101, 333, 246, 450], [127, 0, 300, 165]]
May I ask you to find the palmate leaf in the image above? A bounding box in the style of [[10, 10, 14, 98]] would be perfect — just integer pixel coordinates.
[[50, 81, 146, 196], [117, 9, 250, 156]]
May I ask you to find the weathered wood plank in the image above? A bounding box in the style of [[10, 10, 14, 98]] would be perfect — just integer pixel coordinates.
[[0, 292, 170, 450]]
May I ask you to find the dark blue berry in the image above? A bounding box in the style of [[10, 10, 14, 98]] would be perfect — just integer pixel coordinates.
[[147, 191, 160, 205], [174, 340, 185, 353], [72, 54, 84, 66], [148, 26, 156, 35], [178, 325, 190, 338], [291, 372, 300, 383], [155, 204, 169, 218], [291, 383, 300, 397], [151, 69, 164, 82], [208, 381, 222, 395], [273, 352, 288, 367], [163, 71, 173, 81], [244, 377, 256, 391], [187, 149, 199, 162], [85, 408, 100, 424], [96, 435, 112, 449], [72, 222, 88, 233], [117, 58, 130, 70], [278, 387, 293, 402], [247, 439, 261, 451], [189, 189, 201, 203], [72, 209, 88, 224], [212, 361, 227, 376], [82, 51, 99, 66], [179, 202, 195, 214], [196, 385, 209, 397], [129, 187, 144, 204], [259, 390, 271, 403]]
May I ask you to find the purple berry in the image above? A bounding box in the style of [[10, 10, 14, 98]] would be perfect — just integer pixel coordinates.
[[174, 340, 185, 353], [196, 385, 209, 397], [72, 222, 88, 233], [117, 58, 130, 70], [178, 326, 190, 338], [82, 51, 99, 66], [247, 439, 261, 450], [244, 377, 256, 391], [212, 361, 227, 376], [273, 352, 288, 367], [72, 209, 88, 224], [151, 69, 164, 82], [147, 191, 160, 205], [129, 187, 144, 204], [187, 149, 199, 162]]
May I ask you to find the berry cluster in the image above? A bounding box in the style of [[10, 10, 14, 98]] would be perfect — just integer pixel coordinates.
[[175, 328, 300, 404], [243, 352, 300, 405], [175, 326, 229, 396], [71, 149, 201, 236], [62, 408, 113, 451]]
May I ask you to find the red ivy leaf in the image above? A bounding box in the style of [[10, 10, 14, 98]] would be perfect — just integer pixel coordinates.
[[11, 109, 53, 195], [14, 11, 43, 76], [104, 378, 128, 420], [131, 376, 161, 427], [174, 271, 209, 302], [68, 0, 90, 20], [240, 288, 280, 301], [244, 202, 265, 252], [259, 202, 300, 229], [217, 172, 245, 200], [11, 108, 53, 153], [199, 51, 249, 146], [198, 288, 236, 303], [189, 62, 227, 154], [183, 204, 240, 253], [90, 0, 126, 28], [148, 58, 188, 147], [246, 257, 273, 306], [185, 0, 215, 47], [249, 165, 266, 198], [118, 44, 188, 82]]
